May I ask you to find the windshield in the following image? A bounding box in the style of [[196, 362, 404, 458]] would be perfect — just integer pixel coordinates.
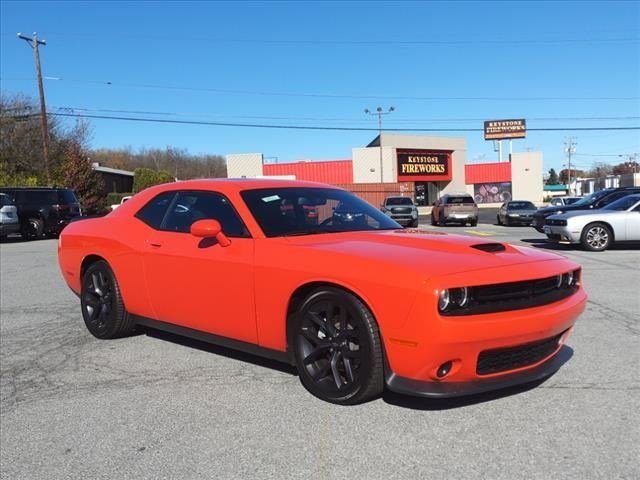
[[241, 187, 400, 237], [571, 190, 609, 206], [603, 195, 640, 211], [508, 201, 535, 210], [386, 197, 413, 206]]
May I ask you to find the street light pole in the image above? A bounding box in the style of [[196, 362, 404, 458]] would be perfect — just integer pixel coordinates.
[[17, 32, 50, 184], [365, 106, 395, 183]]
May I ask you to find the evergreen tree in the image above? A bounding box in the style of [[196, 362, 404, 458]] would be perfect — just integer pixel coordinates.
[[546, 168, 559, 185]]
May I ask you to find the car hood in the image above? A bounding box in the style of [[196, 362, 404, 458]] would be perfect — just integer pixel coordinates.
[[282, 229, 563, 277], [536, 204, 592, 215], [548, 209, 619, 220]]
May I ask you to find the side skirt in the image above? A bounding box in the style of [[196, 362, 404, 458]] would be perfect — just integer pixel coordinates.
[[131, 315, 292, 365]]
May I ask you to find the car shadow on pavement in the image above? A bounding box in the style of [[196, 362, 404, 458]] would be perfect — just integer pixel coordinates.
[[140, 327, 299, 376], [520, 238, 572, 251], [382, 346, 574, 411]]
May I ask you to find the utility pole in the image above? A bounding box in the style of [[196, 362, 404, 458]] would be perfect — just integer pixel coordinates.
[[365, 106, 395, 183], [17, 32, 50, 184], [564, 136, 577, 195]]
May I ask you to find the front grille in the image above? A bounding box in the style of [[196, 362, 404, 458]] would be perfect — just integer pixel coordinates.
[[545, 218, 567, 226], [439, 271, 580, 316], [477, 331, 565, 375], [392, 207, 412, 214]]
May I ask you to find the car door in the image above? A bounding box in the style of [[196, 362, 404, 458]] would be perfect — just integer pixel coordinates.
[[139, 190, 257, 343], [625, 202, 640, 240]]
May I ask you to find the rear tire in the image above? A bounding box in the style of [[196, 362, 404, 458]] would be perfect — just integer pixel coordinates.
[[290, 287, 384, 405], [22, 217, 43, 240], [470, 219, 478, 227], [81, 260, 135, 339], [497, 215, 502, 225], [580, 223, 612, 252], [410, 219, 418, 228]]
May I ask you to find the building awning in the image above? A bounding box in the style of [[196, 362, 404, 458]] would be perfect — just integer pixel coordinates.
[[263, 160, 353, 184], [465, 162, 512, 184], [543, 184, 568, 191]]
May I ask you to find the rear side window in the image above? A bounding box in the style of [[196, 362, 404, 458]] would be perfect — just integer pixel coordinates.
[[136, 191, 176, 229], [15, 190, 58, 204], [446, 196, 475, 205], [0, 194, 12, 206], [57, 189, 79, 204], [162, 191, 249, 237]]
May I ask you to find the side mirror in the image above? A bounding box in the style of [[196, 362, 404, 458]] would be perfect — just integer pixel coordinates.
[[190, 219, 231, 247]]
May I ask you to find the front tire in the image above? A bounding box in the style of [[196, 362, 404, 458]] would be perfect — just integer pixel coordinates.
[[81, 260, 135, 339], [290, 287, 384, 405], [581, 223, 612, 252]]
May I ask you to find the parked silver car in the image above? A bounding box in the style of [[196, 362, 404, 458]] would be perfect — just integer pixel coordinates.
[[497, 200, 537, 226], [544, 194, 640, 251], [0, 193, 20, 238], [381, 196, 418, 227]]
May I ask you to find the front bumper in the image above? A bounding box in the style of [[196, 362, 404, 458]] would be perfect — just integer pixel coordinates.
[[506, 214, 533, 224], [390, 215, 416, 226], [386, 344, 572, 398], [544, 225, 581, 243], [0, 222, 20, 236], [381, 260, 587, 398]]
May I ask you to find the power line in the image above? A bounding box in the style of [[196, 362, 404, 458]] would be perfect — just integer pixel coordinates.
[[2, 76, 638, 101], [3, 31, 638, 46], [12, 111, 640, 133]]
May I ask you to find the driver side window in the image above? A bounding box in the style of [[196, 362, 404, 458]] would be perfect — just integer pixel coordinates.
[[162, 191, 249, 237]]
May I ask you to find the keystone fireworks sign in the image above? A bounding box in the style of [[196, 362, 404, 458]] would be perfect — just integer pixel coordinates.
[[396, 149, 452, 182], [484, 119, 527, 140]]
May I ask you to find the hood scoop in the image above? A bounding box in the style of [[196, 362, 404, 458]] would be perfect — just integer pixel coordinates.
[[471, 243, 506, 253]]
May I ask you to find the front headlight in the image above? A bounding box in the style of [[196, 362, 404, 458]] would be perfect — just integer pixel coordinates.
[[438, 289, 450, 311], [438, 287, 471, 312]]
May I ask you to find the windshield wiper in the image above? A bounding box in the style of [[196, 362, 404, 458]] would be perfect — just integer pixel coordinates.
[[281, 229, 332, 237]]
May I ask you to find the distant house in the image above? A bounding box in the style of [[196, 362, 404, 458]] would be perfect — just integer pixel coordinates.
[[91, 163, 134, 195]]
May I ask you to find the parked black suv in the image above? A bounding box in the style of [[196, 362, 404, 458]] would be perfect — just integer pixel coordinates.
[[0, 187, 81, 239], [532, 187, 640, 232]]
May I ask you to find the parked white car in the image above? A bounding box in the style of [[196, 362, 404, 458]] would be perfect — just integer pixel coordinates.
[[544, 194, 640, 251], [549, 196, 582, 207], [0, 193, 20, 238], [110, 195, 132, 211]]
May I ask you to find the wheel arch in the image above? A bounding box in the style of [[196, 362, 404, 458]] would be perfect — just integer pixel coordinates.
[[80, 254, 108, 279], [284, 280, 387, 363], [582, 220, 616, 242]]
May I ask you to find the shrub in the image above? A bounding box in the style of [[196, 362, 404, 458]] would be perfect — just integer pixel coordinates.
[[133, 168, 175, 193]]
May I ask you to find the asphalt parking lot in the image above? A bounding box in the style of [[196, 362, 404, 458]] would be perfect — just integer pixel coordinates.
[[1, 224, 638, 480]]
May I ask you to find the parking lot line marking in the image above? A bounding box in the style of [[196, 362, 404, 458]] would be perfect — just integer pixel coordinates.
[[465, 230, 494, 236]]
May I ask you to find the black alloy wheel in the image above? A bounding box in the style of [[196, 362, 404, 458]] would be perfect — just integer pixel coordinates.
[[81, 260, 135, 339], [291, 288, 383, 405]]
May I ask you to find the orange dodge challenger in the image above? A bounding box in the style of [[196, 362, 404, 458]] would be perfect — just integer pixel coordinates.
[[58, 179, 586, 404]]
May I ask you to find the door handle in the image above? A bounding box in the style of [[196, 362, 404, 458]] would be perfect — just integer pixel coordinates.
[[147, 240, 163, 248]]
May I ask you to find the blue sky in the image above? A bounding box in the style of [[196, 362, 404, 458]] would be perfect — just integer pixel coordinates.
[[1, 0, 639, 174]]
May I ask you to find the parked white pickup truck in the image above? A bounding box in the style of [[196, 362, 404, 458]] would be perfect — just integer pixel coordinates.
[[110, 196, 132, 211]]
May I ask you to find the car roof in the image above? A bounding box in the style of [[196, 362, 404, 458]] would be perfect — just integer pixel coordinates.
[[136, 178, 343, 196]]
